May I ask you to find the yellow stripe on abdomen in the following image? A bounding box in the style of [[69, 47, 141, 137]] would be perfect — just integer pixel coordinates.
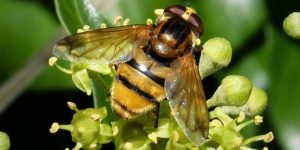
[[111, 80, 156, 119], [117, 63, 165, 101]]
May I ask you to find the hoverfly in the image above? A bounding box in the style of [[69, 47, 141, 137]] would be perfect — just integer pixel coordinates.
[[53, 5, 209, 146]]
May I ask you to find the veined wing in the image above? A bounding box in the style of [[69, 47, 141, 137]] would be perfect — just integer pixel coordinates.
[[53, 25, 151, 64], [165, 53, 209, 146]]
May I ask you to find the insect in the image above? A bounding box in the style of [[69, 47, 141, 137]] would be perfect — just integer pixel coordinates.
[[53, 5, 209, 146]]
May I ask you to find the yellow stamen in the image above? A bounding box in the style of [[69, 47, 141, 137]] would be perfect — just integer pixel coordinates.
[[123, 18, 130, 25], [100, 23, 107, 28], [154, 9, 164, 16], [48, 57, 58, 66], [89, 143, 97, 150], [264, 132, 274, 143], [77, 25, 90, 33], [83, 25, 90, 30], [91, 113, 101, 121], [67, 101, 77, 110], [114, 16, 123, 25], [49, 122, 59, 133], [146, 19, 153, 25], [254, 115, 263, 125], [77, 29, 85, 33], [237, 111, 245, 123]]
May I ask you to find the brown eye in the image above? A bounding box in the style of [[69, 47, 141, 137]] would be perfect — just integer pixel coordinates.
[[164, 5, 186, 17], [189, 14, 204, 35]]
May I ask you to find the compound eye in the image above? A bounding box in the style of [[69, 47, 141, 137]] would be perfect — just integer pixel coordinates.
[[164, 5, 204, 36], [189, 14, 204, 35], [164, 5, 186, 17]]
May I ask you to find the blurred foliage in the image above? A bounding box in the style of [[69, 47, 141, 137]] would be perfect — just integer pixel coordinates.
[[0, 0, 54, 81], [0, 0, 73, 90], [1, 0, 300, 149]]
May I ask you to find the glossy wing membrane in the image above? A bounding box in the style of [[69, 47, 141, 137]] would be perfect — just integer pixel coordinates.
[[165, 53, 209, 146], [53, 25, 151, 64]]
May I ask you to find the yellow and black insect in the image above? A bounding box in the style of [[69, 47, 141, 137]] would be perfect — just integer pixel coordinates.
[[54, 5, 209, 146]]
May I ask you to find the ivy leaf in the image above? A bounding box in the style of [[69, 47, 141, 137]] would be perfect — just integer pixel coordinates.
[[220, 45, 270, 89], [266, 25, 300, 150], [116, 0, 183, 24], [0, 1, 75, 90], [197, 0, 267, 50], [54, 0, 109, 34]]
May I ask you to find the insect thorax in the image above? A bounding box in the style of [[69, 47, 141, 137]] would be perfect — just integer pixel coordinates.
[[150, 17, 193, 59]]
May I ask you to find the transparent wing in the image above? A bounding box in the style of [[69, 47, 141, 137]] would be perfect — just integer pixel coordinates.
[[165, 53, 209, 146], [53, 25, 151, 64]]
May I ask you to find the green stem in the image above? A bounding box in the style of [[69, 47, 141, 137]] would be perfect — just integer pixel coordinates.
[[243, 134, 265, 145], [89, 70, 118, 124], [59, 124, 74, 132], [236, 120, 254, 132]]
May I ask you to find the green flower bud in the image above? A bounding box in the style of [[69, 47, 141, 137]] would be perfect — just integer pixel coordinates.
[[221, 129, 243, 150], [162, 115, 199, 149], [165, 130, 197, 150], [283, 12, 300, 39], [143, 118, 170, 138], [50, 103, 112, 150], [207, 75, 252, 108], [0, 132, 10, 150], [114, 120, 151, 150], [199, 37, 232, 79], [70, 107, 109, 149], [71, 65, 92, 95], [214, 87, 268, 118], [208, 109, 244, 150], [165, 137, 188, 150], [241, 87, 268, 117], [98, 124, 114, 144]]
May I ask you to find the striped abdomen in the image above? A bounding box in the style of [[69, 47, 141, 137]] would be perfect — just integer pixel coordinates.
[[111, 47, 172, 119]]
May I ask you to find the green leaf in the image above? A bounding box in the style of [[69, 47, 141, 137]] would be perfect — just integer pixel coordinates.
[[116, 0, 183, 24], [0, 1, 58, 82], [266, 25, 300, 150], [54, 0, 109, 34], [0, 1, 74, 90], [198, 0, 267, 50], [220, 45, 270, 89]]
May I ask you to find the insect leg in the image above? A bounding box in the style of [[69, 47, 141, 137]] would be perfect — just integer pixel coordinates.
[[154, 102, 160, 128]]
